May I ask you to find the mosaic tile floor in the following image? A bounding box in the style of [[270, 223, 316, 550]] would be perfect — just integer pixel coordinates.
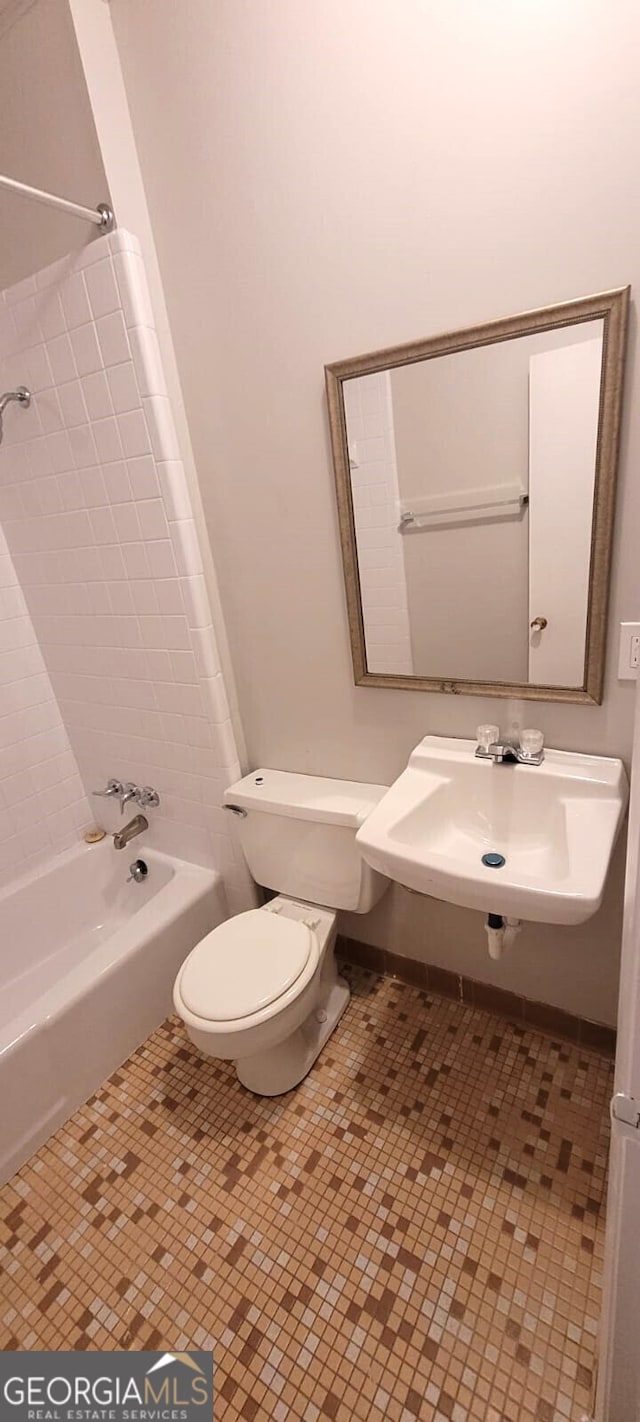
[[0, 966, 613, 1422]]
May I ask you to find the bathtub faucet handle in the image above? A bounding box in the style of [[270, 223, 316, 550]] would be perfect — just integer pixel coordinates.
[[92, 779, 160, 815], [92, 778, 124, 802], [137, 786, 160, 810]]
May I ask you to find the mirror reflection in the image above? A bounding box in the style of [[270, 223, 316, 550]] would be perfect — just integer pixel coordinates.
[[326, 289, 629, 703], [345, 321, 603, 685]]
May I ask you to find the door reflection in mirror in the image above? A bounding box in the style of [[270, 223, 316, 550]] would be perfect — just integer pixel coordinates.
[[344, 321, 602, 685]]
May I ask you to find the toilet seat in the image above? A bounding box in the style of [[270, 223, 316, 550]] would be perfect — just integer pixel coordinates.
[[178, 909, 313, 1022]]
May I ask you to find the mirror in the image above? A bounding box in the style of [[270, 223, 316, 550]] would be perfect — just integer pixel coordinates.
[[325, 288, 629, 704]]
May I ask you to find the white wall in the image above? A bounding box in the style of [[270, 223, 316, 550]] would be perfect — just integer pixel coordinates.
[[106, 0, 640, 1020], [0, 0, 108, 286]]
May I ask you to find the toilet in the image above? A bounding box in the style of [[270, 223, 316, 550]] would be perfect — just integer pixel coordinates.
[[173, 768, 388, 1095]]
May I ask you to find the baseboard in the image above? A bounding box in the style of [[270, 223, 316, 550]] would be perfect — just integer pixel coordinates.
[[337, 934, 616, 1056]]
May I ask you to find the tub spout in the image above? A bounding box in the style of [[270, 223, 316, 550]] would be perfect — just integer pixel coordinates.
[[113, 813, 148, 850]]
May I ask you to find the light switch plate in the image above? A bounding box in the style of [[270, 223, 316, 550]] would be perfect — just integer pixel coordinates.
[[618, 622, 640, 680]]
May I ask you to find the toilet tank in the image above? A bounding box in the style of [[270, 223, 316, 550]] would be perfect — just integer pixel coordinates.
[[224, 769, 389, 912]]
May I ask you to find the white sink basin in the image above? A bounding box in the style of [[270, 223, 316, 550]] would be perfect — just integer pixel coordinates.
[[356, 736, 628, 925]]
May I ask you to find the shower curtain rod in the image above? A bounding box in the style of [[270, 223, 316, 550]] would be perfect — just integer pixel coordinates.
[[0, 173, 114, 231]]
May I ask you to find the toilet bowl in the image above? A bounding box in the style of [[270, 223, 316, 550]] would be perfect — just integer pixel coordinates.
[[173, 768, 389, 1096], [174, 897, 347, 1095]]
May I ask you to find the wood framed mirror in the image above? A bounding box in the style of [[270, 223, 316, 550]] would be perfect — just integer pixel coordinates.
[[325, 287, 629, 704]]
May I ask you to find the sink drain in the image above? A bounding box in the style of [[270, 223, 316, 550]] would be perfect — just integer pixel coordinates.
[[482, 851, 506, 868]]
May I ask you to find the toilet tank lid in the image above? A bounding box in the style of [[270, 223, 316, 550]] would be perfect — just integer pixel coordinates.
[[224, 768, 388, 828]]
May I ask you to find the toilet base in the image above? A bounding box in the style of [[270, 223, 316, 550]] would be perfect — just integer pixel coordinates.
[[235, 972, 350, 1096]]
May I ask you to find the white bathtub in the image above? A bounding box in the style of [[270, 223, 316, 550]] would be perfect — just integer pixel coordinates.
[[0, 839, 226, 1184]]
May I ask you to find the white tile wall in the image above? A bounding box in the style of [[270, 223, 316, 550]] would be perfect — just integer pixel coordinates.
[[0, 522, 90, 887], [344, 371, 413, 674], [0, 232, 254, 911]]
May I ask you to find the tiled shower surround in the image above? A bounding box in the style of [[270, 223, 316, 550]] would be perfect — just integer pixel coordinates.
[[0, 231, 251, 907], [0, 967, 609, 1421]]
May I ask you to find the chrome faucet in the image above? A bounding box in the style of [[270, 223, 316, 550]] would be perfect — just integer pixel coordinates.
[[92, 779, 160, 815], [477, 739, 523, 765], [113, 814, 148, 850], [92, 777, 124, 806], [475, 725, 544, 766]]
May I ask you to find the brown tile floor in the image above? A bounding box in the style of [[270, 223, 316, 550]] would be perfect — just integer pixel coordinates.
[[0, 965, 612, 1422]]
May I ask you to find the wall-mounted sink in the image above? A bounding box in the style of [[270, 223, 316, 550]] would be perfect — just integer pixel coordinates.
[[356, 736, 628, 925]]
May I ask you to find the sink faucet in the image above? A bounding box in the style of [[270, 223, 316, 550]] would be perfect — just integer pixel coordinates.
[[113, 813, 148, 850], [475, 726, 544, 766], [478, 739, 524, 765]]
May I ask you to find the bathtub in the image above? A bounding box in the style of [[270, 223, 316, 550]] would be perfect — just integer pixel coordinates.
[[0, 840, 226, 1184]]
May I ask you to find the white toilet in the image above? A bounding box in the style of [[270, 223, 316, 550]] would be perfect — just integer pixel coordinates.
[[173, 769, 388, 1095]]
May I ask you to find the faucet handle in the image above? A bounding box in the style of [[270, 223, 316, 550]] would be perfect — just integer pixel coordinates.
[[520, 728, 544, 759], [137, 786, 160, 810], [91, 780, 160, 814], [92, 778, 123, 800], [476, 725, 500, 752]]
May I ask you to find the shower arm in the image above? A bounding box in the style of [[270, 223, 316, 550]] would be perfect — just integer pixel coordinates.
[[0, 387, 31, 418], [0, 386, 31, 444]]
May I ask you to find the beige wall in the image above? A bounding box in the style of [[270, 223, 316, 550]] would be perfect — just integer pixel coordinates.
[[106, 0, 640, 1022], [0, 0, 108, 287]]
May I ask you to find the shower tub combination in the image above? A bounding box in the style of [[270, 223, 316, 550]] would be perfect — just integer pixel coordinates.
[[0, 841, 225, 1184]]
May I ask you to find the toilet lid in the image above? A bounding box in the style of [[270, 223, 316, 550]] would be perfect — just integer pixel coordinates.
[[179, 909, 313, 1022]]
